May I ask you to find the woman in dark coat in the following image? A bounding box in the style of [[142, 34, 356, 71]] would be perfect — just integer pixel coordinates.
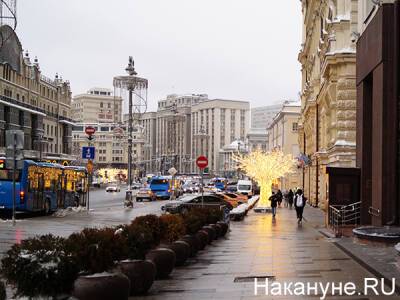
[[294, 189, 307, 224], [276, 190, 283, 207]]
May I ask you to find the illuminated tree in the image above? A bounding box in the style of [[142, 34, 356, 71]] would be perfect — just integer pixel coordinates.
[[234, 149, 296, 207]]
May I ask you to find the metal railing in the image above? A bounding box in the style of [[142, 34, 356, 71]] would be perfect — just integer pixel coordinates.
[[328, 201, 361, 237]]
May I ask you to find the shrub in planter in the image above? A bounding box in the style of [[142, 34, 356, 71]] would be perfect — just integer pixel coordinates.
[[0, 234, 79, 298], [65, 227, 128, 274], [146, 248, 176, 279], [179, 234, 200, 257], [182, 210, 207, 234], [210, 223, 222, 238], [202, 226, 216, 242], [159, 214, 186, 244], [119, 223, 157, 260], [0, 281, 6, 300], [165, 241, 191, 266], [217, 221, 229, 236], [195, 230, 209, 250], [66, 228, 131, 300], [117, 224, 158, 296], [131, 214, 162, 246]]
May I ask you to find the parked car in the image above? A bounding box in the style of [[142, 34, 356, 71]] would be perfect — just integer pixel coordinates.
[[106, 184, 121, 193], [161, 193, 233, 214], [216, 192, 248, 207], [136, 187, 156, 202]]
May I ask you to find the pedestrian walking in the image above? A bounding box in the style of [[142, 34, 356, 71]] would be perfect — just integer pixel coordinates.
[[269, 191, 278, 218], [287, 189, 294, 209], [294, 189, 306, 224], [276, 189, 283, 207]]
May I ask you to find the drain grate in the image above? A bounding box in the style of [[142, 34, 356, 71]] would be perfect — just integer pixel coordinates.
[[234, 275, 275, 283]]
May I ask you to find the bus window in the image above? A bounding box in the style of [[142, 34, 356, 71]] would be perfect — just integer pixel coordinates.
[[0, 169, 21, 181]]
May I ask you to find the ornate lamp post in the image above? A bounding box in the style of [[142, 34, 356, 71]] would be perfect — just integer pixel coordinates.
[[113, 57, 147, 200]]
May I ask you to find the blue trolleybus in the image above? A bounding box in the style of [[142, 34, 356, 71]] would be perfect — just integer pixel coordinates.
[[0, 160, 88, 214]]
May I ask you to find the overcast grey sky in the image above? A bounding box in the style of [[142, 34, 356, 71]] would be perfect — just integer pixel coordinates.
[[17, 0, 301, 111]]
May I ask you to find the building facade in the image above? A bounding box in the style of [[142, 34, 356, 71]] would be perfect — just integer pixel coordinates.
[[298, 0, 358, 209], [0, 25, 73, 162], [155, 94, 207, 174], [191, 99, 250, 175], [267, 101, 301, 190], [356, 0, 400, 226], [72, 88, 122, 124], [251, 103, 286, 129]]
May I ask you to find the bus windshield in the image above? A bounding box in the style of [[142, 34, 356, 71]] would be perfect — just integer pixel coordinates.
[[0, 169, 21, 181], [151, 179, 168, 185]]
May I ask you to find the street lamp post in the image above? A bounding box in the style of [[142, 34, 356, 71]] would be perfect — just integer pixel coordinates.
[[194, 124, 209, 205], [113, 57, 148, 201]]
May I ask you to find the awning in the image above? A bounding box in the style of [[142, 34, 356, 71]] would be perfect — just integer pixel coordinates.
[[59, 119, 76, 126], [0, 99, 46, 117]]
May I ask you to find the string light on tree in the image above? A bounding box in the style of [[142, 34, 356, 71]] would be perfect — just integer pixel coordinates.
[[233, 149, 296, 208]]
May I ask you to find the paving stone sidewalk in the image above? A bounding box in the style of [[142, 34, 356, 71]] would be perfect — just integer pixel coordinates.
[[303, 205, 400, 294], [137, 207, 399, 299]]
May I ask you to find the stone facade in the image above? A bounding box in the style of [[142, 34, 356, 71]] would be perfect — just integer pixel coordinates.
[[0, 25, 73, 162], [267, 102, 301, 191], [298, 0, 358, 209]]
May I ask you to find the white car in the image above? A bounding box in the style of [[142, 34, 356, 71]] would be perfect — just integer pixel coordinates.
[[106, 184, 121, 192]]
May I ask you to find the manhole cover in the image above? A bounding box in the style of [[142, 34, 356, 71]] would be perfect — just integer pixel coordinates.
[[234, 275, 275, 283]]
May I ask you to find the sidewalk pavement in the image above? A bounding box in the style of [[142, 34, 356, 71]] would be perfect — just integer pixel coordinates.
[[303, 205, 400, 294], [136, 206, 399, 299]]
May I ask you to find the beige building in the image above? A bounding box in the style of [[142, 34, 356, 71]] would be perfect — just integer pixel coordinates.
[[298, 0, 358, 209], [0, 25, 73, 161], [155, 94, 208, 174], [191, 99, 250, 175], [72, 88, 122, 124], [267, 102, 301, 190]]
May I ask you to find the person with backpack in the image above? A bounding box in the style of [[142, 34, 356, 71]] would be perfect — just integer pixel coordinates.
[[294, 189, 307, 224], [269, 191, 278, 218]]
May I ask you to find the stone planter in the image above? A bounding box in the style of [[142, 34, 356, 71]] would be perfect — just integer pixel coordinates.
[[72, 272, 130, 300], [210, 223, 222, 238], [195, 230, 209, 250], [179, 234, 200, 257], [165, 241, 191, 266], [117, 260, 156, 295], [146, 248, 176, 279], [217, 221, 229, 237], [202, 226, 216, 242]]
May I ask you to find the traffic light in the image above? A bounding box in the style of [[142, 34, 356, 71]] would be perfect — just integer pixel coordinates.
[[19, 191, 25, 204]]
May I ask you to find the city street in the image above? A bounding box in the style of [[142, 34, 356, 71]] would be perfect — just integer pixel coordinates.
[[0, 188, 166, 257], [136, 207, 399, 300]]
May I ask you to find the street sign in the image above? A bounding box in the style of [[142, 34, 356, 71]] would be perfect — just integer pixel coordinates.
[[85, 126, 96, 136], [87, 159, 94, 174], [196, 155, 208, 169], [82, 146, 95, 159], [168, 167, 177, 176]]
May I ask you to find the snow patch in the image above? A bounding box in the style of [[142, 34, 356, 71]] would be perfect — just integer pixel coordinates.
[[84, 272, 116, 278], [52, 206, 87, 217]]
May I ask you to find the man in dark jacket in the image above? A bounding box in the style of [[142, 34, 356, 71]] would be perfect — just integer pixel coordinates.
[[287, 189, 294, 209], [269, 191, 278, 217], [294, 189, 307, 224]]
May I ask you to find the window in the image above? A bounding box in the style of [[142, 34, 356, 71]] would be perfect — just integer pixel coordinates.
[[292, 122, 298, 132], [108, 103, 111, 108], [100, 102, 103, 108]]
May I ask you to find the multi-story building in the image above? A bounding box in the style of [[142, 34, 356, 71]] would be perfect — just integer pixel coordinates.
[[191, 99, 250, 175], [266, 101, 301, 190], [298, 0, 358, 209], [72, 123, 128, 168], [71, 88, 124, 169], [356, 0, 400, 226], [72, 88, 122, 123], [155, 94, 208, 174], [139, 111, 157, 174], [0, 25, 73, 162], [251, 103, 285, 129]]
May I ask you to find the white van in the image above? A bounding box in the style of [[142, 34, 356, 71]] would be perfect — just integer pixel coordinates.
[[237, 180, 253, 197]]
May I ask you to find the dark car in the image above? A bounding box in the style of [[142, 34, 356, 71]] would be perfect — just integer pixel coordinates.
[[161, 193, 233, 214]]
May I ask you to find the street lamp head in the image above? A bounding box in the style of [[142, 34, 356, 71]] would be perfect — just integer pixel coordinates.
[[125, 56, 137, 76]]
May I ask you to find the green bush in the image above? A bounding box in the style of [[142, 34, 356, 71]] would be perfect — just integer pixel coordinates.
[[119, 223, 156, 259], [0, 234, 79, 298], [0, 281, 6, 300], [182, 210, 206, 234], [131, 214, 162, 246], [159, 214, 186, 243], [65, 227, 128, 274]]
